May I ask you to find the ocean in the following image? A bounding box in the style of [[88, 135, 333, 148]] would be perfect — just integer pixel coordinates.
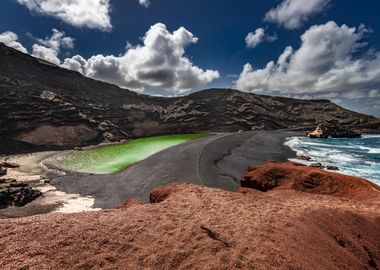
[[285, 135, 380, 185]]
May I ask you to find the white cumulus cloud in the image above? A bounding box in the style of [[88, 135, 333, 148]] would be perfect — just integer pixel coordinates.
[[16, 0, 112, 31], [31, 29, 74, 65], [35, 29, 75, 51], [235, 21, 380, 114], [245, 28, 277, 48], [62, 23, 220, 94], [0, 31, 28, 53], [265, 0, 330, 29], [139, 0, 151, 8], [31, 44, 60, 64]]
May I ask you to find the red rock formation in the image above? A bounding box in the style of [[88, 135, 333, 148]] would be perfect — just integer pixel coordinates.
[[118, 199, 144, 209], [0, 164, 379, 269], [241, 161, 380, 203]]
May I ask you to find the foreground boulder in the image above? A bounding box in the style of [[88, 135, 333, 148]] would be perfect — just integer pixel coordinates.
[[0, 163, 379, 269], [308, 121, 361, 138]]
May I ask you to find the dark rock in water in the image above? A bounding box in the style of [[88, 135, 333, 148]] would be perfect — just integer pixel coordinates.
[[309, 121, 361, 139], [326, 165, 339, 171], [297, 155, 312, 161], [0, 178, 42, 209], [310, 163, 324, 169]]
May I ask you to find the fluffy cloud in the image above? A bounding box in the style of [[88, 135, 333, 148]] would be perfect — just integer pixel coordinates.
[[139, 0, 151, 8], [16, 0, 112, 31], [245, 28, 277, 48], [265, 0, 330, 29], [62, 23, 219, 94], [235, 21, 380, 115], [0, 31, 28, 53], [31, 44, 60, 64], [35, 29, 74, 51], [31, 29, 74, 65]]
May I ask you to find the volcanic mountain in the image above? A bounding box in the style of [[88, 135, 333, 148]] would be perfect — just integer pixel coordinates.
[[0, 43, 378, 148]]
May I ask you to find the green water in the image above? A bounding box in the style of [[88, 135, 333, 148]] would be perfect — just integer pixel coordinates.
[[50, 133, 210, 174]]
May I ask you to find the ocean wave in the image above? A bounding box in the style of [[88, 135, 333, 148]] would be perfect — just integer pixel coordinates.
[[359, 146, 380, 154], [284, 137, 308, 156], [284, 135, 380, 185], [284, 137, 302, 148], [362, 134, 380, 138], [302, 141, 359, 150]]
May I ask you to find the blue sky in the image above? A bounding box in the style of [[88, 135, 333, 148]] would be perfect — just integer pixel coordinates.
[[0, 0, 380, 116]]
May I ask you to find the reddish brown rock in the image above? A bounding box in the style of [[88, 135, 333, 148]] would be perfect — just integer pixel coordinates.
[[0, 165, 379, 269], [118, 199, 144, 209], [240, 161, 380, 203]]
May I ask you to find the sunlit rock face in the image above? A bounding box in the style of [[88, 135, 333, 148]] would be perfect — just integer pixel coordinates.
[[308, 121, 362, 138]]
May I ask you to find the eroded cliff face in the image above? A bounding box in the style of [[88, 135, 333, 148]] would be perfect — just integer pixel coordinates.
[[0, 43, 378, 147]]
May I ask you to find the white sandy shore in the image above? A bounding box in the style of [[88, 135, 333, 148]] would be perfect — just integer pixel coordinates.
[[0, 151, 101, 217]]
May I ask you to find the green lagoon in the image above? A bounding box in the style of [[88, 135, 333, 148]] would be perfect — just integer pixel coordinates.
[[49, 133, 210, 174]]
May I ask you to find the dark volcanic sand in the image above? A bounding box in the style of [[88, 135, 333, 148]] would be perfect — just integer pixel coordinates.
[[51, 131, 297, 208], [0, 164, 379, 270]]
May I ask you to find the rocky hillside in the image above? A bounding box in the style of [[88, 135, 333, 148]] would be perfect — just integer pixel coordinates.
[[0, 43, 378, 147]]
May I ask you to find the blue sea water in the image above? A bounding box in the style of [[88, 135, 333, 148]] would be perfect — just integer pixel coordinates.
[[285, 135, 380, 185]]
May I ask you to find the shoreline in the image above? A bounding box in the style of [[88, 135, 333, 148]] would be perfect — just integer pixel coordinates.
[[51, 130, 299, 209], [7, 130, 379, 217], [1, 130, 301, 216], [0, 151, 102, 218], [285, 134, 380, 185]]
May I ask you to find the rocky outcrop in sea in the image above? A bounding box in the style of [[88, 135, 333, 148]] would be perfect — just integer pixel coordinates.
[[308, 121, 362, 138]]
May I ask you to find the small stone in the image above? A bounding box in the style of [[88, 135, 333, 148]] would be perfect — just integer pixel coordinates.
[[297, 155, 312, 161], [310, 163, 324, 169], [326, 165, 339, 171]]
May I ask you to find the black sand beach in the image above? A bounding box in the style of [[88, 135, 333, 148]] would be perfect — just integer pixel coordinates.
[[52, 130, 298, 208]]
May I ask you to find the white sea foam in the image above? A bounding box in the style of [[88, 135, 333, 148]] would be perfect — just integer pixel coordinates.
[[362, 134, 380, 138], [326, 152, 359, 163], [368, 148, 380, 154], [284, 137, 302, 148], [284, 135, 380, 185], [285, 137, 308, 156]]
